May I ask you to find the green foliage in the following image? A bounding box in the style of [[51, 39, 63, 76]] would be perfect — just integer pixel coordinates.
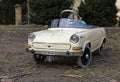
[[0, 0, 26, 24], [29, 0, 72, 25], [0, 0, 15, 24], [0, 0, 118, 26], [79, 0, 118, 26], [118, 17, 120, 26]]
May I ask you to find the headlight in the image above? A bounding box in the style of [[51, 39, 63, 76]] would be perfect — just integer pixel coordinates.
[[70, 34, 79, 43], [28, 33, 35, 42]]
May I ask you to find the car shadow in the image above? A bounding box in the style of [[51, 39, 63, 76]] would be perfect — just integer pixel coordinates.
[[35, 56, 80, 69]]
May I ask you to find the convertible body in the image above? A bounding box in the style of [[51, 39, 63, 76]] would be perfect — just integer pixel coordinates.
[[26, 10, 106, 67], [27, 19, 105, 56]]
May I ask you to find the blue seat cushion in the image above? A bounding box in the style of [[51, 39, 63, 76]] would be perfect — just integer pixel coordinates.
[[51, 18, 95, 28]]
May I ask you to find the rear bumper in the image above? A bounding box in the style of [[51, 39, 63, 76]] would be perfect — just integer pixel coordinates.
[[26, 48, 83, 56]]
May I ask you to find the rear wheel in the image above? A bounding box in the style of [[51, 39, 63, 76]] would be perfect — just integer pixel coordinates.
[[77, 47, 92, 67], [33, 54, 46, 64], [96, 42, 105, 55]]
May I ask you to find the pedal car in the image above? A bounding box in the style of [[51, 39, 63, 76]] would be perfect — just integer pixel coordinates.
[[26, 9, 106, 67]]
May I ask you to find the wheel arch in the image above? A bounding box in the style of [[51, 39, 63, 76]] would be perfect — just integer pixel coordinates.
[[99, 37, 106, 48], [103, 38, 106, 43], [82, 41, 91, 52], [98, 37, 106, 48]]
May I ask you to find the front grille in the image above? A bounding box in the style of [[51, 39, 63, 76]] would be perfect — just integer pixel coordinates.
[[32, 43, 71, 50]]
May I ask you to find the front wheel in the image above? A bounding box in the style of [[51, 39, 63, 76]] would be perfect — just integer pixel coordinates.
[[77, 47, 92, 67], [33, 54, 46, 64]]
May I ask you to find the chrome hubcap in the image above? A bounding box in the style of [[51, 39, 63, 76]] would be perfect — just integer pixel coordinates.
[[86, 54, 89, 59]]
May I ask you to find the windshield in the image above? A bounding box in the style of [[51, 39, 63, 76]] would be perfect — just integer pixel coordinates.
[[50, 18, 95, 29]]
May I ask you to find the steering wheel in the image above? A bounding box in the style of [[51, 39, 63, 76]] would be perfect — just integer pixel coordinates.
[[60, 9, 81, 24]]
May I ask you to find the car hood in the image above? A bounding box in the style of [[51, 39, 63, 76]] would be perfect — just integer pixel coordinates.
[[33, 28, 88, 43]]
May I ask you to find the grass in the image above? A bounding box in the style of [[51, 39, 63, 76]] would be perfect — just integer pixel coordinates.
[[0, 58, 36, 76], [65, 65, 120, 78]]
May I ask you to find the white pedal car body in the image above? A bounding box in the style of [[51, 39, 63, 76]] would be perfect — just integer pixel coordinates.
[[27, 9, 106, 67]]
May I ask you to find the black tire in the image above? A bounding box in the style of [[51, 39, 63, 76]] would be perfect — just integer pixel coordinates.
[[77, 47, 92, 67], [33, 54, 46, 64]]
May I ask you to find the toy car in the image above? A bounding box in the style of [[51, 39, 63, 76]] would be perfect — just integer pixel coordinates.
[[26, 9, 106, 67]]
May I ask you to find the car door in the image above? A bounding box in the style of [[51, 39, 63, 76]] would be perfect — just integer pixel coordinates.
[[86, 28, 102, 51], [95, 28, 105, 47]]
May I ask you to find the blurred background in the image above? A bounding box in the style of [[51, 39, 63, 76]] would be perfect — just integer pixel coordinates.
[[0, 0, 120, 26]]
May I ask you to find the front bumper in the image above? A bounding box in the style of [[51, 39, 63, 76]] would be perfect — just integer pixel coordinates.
[[26, 48, 83, 56]]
